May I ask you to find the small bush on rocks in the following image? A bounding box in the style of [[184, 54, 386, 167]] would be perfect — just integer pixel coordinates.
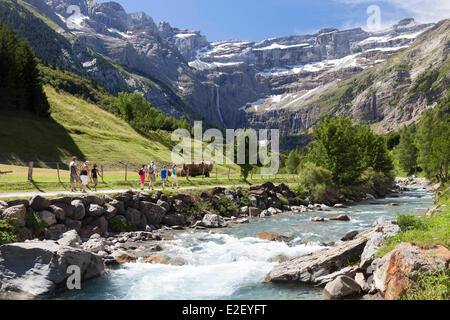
[[109, 218, 136, 232], [0, 219, 17, 245], [239, 189, 251, 207], [278, 196, 289, 206], [216, 196, 239, 217], [294, 197, 306, 206], [26, 212, 48, 238]]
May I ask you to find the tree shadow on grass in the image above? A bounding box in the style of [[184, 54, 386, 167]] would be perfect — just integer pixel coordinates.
[[0, 112, 85, 168], [29, 180, 45, 193]]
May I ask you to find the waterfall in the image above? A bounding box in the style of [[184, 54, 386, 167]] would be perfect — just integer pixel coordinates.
[[216, 86, 225, 126]]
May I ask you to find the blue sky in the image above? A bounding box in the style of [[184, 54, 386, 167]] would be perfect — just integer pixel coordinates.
[[100, 0, 450, 41]]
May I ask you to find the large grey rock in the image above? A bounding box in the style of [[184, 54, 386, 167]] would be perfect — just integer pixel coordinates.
[[88, 204, 106, 217], [37, 210, 57, 226], [104, 205, 117, 220], [201, 213, 227, 228], [372, 243, 450, 300], [29, 195, 51, 211], [173, 193, 193, 205], [50, 197, 74, 205], [70, 200, 86, 220], [83, 216, 108, 236], [83, 195, 105, 206], [156, 200, 170, 211], [324, 276, 361, 299], [2, 205, 26, 227], [162, 213, 186, 227], [7, 199, 29, 208], [81, 235, 105, 253], [315, 266, 360, 286], [354, 272, 369, 293], [45, 224, 67, 240], [0, 241, 104, 297], [124, 208, 142, 226], [109, 200, 125, 215], [57, 230, 81, 248], [359, 218, 400, 270], [64, 219, 82, 233], [139, 201, 165, 225], [341, 230, 359, 241], [51, 202, 73, 219], [265, 237, 368, 284], [138, 214, 148, 230], [49, 205, 66, 221]]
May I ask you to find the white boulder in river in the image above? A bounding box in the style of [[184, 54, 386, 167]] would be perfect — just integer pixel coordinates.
[[265, 237, 368, 283], [0, 240, 104, 298]]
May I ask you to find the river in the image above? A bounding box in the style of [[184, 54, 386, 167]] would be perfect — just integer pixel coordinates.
[[61, 185, 433, 300]]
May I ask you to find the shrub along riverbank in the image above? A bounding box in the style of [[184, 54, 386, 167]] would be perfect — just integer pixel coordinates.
[[288, 117, 396, 204], [377, 183, 449, 300]]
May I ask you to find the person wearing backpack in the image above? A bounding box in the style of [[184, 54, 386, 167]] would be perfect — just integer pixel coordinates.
[[148, 161, 157, 190], [139, 164, 147, 191], [161, 166, 168, 190]]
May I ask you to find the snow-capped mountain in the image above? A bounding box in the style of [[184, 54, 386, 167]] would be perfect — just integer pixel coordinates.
[[11, 0, 448, 137]]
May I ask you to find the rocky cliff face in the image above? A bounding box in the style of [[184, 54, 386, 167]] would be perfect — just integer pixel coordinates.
[[247, 19, 449, 135], [17, 0, 448, 135]]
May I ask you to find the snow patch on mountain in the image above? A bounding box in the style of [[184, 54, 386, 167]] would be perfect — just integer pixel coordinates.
[[253, 42, 311, 51], [240, 98, 267, 111], [189, 60, 244, 70]]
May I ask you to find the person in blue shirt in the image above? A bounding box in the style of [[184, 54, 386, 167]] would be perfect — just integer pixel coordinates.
[[161, 166, 168, 190]]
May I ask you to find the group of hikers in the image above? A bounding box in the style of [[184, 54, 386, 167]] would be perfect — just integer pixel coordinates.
[[69, 157, 179, 193]]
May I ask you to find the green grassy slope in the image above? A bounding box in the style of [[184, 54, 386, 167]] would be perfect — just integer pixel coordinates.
[[0, 86, 175, 164]]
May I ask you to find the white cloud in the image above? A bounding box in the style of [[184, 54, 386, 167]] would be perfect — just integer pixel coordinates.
[[335, 0, 450, 24]]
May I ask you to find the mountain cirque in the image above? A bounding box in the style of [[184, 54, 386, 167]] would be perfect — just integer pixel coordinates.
[[15, 1, 449, 136]]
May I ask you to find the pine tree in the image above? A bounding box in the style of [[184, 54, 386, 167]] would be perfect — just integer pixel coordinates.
[[417, 110, 437, 179], [0, 22, 49, 116], [357, 125, 394, 175], [286, 150, 300, 173], [416, 107, 449, 181], [0, 22, 19, 111], [430, 108, 449, 180], [397, 127, 419, 176]]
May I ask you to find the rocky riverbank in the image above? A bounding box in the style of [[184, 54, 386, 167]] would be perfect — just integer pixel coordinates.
[[0, 180, 425, 299], [265, 180, 450, 300]]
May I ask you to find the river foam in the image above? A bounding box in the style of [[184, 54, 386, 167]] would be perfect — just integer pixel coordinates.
[[92, 232, 325, 300], [63, 186, 433, 300]]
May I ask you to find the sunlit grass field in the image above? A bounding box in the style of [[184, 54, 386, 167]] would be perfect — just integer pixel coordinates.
[[0, 164, 297, 193]]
